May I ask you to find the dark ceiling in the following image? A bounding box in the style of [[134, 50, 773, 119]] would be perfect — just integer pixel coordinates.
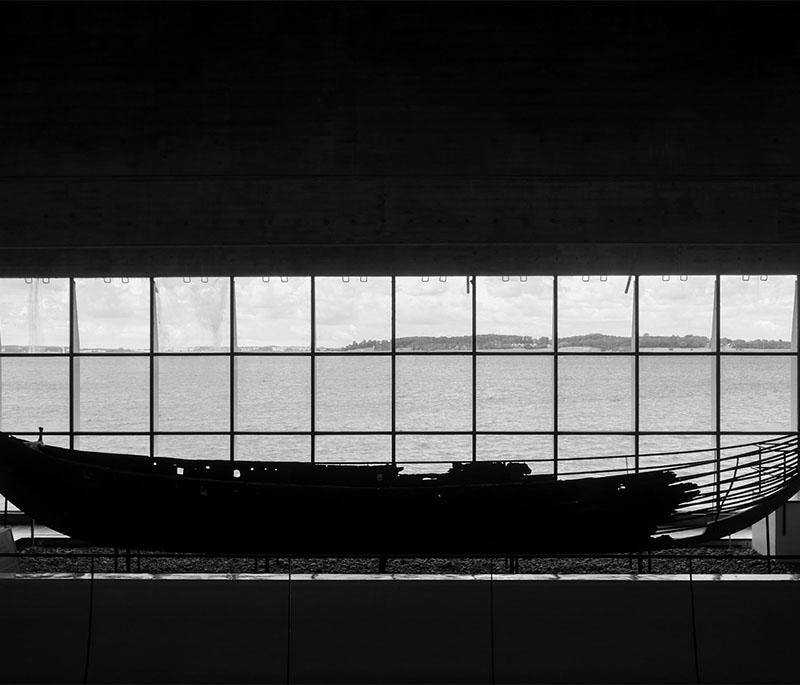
[[1, 2, 799, 275]]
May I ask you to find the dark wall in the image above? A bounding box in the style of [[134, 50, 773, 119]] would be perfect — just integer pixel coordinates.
[[1, 2, 799, 275], [4, 575, 800, 684]]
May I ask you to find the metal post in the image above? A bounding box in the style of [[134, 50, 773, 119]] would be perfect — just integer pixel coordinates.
[[471, 275, 477, 462], [552, 276, 558, 477], [0, 310, 3, 436], [391, 277, 396, 464], [793, 276, 799, 504], [766, 511, 772, 573], [150, 278, 158, 458], [69, 279, 78, 450], [714, 275, 721, 512], [230, 277, 236, 462], [310, 277, 316, 463], [633, 275, 639, 473], [791, 277, 798, 435]]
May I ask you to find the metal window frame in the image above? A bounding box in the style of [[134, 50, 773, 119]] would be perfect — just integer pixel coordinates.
[[0, 274, 797, 479]]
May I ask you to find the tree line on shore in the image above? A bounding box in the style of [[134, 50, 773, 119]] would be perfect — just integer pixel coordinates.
[[6, 332, 788, 353], [342, 333, 792, 352]]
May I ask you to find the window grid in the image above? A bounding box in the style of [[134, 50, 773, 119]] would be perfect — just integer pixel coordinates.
[[0, 275, 796, 470]]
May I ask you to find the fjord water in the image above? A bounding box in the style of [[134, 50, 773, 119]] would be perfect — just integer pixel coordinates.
[[1, 353, 792, 510], [0, 354, 791, 459]]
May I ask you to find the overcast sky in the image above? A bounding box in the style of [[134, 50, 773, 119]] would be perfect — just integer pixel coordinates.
[[0, 275, 795, 350]]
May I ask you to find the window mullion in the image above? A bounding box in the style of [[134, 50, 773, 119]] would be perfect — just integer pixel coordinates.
[[715, 274, 722, 510], [553, 275, 558, 478], [471, 275, 477, 462], [230, 276, 236, 462], [69, 278, 76, 450], [633, 275, 640, 473], [310, 276, 316, 463], [391, 276, 396, 464], [150, 277, 157, 459]]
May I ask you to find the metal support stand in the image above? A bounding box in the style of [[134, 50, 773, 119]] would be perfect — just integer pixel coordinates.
[[766, 514, 772, 573]]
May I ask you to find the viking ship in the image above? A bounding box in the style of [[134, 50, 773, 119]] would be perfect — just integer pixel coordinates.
[[0, 432, 797, 554]]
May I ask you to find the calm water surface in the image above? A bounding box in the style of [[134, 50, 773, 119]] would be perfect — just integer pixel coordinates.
[[0, 355, 792, 478]]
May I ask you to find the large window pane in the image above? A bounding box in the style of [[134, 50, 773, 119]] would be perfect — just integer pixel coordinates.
[[477, 356, 553, 431], [638, 276, 715, 352], [396, 435, 472, 473], [0, 357, 69, 432], [558, 436, 635, 479], [721, 433, 786, 449], [155, 435, 229, 460], [396, 277, 471, 350], [721, 275, 796, 350], [558, 276, 633, 351], [640, 435, 717, 465], [721, 356, 792, 431], [0, 278, 69, 352], [236, 356, 310, 431], [558, 356, 633, 431], [639, 435, 717, 494], [476, 276, 552, 350], [77, 357, 149, 433], [476, 435, 554, 475], [75, 278, 150, 352], [396, 356, 471, 431], [79, 435, 150, 456], [640, 356, 714, 431], [154, 277, 230, 352], [316, 356, 391, 431], [156, 356, 229, 431], [235, 435, 310, 461], [315, 277, 391, 351], [316, 435, 392, 463], [235, 277, 310, 352]]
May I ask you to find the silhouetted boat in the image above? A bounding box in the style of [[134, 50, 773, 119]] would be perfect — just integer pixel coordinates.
[[0, 432, 700, 554]]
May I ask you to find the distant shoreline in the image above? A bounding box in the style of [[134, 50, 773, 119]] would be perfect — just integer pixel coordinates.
[[2, 332, 791, 354], [340, 333, 791, 353]]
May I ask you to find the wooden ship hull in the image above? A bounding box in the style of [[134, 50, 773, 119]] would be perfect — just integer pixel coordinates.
[[0, 433, 699, 554]]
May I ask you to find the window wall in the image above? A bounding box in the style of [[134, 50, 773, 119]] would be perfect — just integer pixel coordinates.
[[0, 275, 797, 508]]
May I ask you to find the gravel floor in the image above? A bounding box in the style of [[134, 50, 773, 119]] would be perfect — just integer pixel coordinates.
[[16, 544, 799, 575]]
